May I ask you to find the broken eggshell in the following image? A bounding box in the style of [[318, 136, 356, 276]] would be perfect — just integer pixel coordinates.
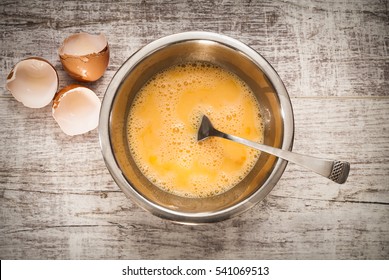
[[52, 84, 101, 136], [59, 32, 109, 82], [6, 57, 59, 108]]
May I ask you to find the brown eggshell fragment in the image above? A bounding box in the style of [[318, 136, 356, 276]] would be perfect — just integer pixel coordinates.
[[59, 32, 109, 82], [6, 57, 59, 108], [52, 84, 101, 136]]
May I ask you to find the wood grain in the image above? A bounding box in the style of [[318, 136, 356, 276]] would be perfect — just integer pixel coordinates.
[[0, 0, 388, 259]]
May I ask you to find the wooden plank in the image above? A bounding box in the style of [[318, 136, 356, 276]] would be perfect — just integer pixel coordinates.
[[0, 190, 387, 259], [1, 0, 387, 97], [276, 97, 389, 204], [1, 97, 388, 259], [0, 0, 388, 260]]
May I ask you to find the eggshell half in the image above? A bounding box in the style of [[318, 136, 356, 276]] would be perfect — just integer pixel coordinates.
[[6, 57, 59, 108], [59, 32, 109, 82], [52, 85, 101, 136]]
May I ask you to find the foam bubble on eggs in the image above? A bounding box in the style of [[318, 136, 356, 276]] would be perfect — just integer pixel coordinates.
[[59, 32, 109, 82], [6, 57, 58, 108], [52, 85, 101, 136]]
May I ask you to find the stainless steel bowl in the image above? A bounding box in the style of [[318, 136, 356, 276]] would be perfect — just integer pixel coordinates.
[[99, 31, 294, 223]]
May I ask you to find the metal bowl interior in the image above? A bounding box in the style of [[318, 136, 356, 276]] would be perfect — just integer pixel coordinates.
[[99, 32, 294, 223]]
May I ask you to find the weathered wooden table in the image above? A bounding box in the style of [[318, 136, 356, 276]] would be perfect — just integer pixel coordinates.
[[1, 0, 388, 259]]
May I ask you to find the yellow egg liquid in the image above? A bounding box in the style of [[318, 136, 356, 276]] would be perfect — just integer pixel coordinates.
[[127, 62, 263, 198]]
